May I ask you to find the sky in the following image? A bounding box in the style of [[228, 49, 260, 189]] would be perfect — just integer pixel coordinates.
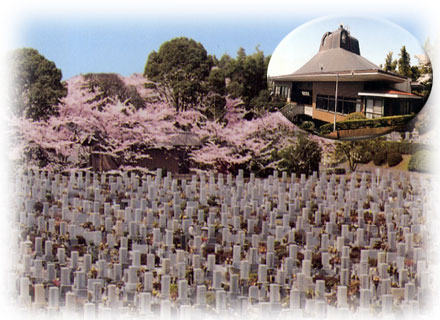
[[3, 1, 436, 80], [268, 16, 427, 77], [15, 18, 305, 80]]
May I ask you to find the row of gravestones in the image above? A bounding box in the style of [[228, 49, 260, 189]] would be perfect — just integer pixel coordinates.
[[386, 130, 420, 142], [11, 168, 432, 318]]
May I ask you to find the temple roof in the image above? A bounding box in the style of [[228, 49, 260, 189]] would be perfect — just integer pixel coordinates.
[[319, 25, 360, 55], [272, 25, 407, 83], [294, 47, 379, 74]]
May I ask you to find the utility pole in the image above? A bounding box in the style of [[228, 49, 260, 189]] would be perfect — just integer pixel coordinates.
[[333, 73, 339, 133]]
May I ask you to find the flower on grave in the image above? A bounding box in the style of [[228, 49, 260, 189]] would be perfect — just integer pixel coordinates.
[[413, 234, 422, 245], [88, 266, 98, 279], [306, 288, 314, 299], [405, 259, 414, 267], [98, 242, 108, 251]]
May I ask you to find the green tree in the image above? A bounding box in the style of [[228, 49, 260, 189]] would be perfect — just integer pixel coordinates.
[[278, 133, 322, 177], [224, 48, 246, 99], [333, 140, 372, 172], [222, 47, 269, 109], [204, 94, 227, 121], [410, 65, 421, 81], [9, 48, 67, 121], [83, 73, 145, 110], [383, 51, 397, 72], [242, 47, 268, 108], [204, 67, 227, 121], [398, 46, 412, 78], [143, 37, 212, 111], [218, 53, 235, 77], [207, 67, 226, 96]]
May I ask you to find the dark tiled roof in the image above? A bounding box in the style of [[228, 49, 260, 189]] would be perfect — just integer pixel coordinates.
[[319, 25, 360, 55], [294, 47, 379, 74]]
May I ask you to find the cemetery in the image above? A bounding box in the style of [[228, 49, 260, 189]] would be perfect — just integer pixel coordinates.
[[10, 166, 433, 319]]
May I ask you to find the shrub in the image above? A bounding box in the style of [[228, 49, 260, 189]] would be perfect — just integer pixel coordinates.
[[387, 152, 403, 167], [301, 121, 316, 131], [385, 141, 429, 155], [319, 114, 415, 135], [278, 133, 322, 177], [84, 73, 145, 110], [334, 168, 346, 175], [408, 150, 432, 172], [357, 151, 372, 164], [373, 150, 387, 166], [344, 112, 366, 121]]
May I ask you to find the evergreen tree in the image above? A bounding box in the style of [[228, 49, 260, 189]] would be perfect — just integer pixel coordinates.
[[9, 48, 67, 121], [144, 37, 212, 111], [398, 46, 412, 78], [223, 46, 269, 109], [383, 51, 397, 72], [205, 67, 227, 121]]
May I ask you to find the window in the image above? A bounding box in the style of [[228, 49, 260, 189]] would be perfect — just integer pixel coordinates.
[[337, 99, 343, 114], [316, 95, 329, 111], [400, 100, 410, 114], [316, 94, 358, 115], [275, 86, 290, 99], [344, 100, 356, 114], [291, 89, 312, 105], [356, 99, 362, 112], [365, 98, 384, 118]]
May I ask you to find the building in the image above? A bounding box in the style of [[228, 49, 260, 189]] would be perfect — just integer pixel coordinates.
[[270, 25, 423, 124]]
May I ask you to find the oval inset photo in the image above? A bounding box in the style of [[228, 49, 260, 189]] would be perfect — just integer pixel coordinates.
[[268, 16, 432, 140]]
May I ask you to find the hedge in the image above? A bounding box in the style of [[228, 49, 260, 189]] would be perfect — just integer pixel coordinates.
[[327, 168, 346, 175], [387, 152, 403, 167], [383, 141, 429, 155], [319, 114, 415, 135], [408, 150, 432, 173]]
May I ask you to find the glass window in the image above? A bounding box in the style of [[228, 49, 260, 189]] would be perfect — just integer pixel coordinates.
[[365, 98, 384, 118], [344, 101, 356, 114], [317, 95, 359, 115], [337, 99, 343, 114], [400, 100, 410, 114], [328, 98, 336, 112], [316, 95, 328, 110], [356, 99, 362, 112], [373, 105, 383, 115]]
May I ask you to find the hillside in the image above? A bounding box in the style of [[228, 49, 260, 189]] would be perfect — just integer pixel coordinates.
[[10, 73, 333, 174]]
